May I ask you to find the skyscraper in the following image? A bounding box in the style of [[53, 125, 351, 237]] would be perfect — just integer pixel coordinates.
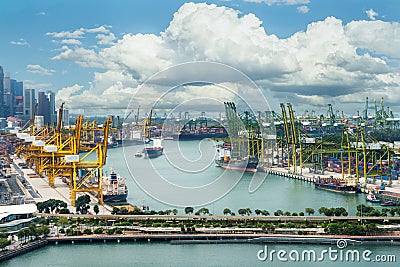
[[23, 88, 35, 121], [45, 91, 57, 124], [0, 66, 4, 118], [37, 91, 51, 125]]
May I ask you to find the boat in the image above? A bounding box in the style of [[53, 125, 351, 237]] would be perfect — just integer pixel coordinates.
[[173, 126, 228, 141], [102, 170, 128, 203], [215, 143, 258, 172], [366, 192, 381, 203], [381, 201, 396, 206], [314, 177, 360, 194], [134, 151, 143, 158], [143, 138, 163, 158]]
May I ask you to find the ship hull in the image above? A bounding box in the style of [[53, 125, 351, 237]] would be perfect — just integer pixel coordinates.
[[103, 193, 128, 203], [215, 159, 258, 173], [173, 132, 228, 141], [144, 148, 163, 158], [314, 183, 360, 194]]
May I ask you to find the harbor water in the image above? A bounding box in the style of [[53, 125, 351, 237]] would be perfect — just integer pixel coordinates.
[[2, 243, 398, 267], [108, 140, 371, 215]]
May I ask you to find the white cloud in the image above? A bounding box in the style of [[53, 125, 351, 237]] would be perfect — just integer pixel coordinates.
[[244, 0, 310, 5], [86, 25, 111, 33], [96, 33, 116, 45], [365, 8, 378, 21], [46, 28, 86, 39], [10, 38, 29, 46], [26, 64, 55, 76], [37, 11, 46, 16], [24, 80, 53, 89], [297, 5, 309, 14], [55, 84, 84, 107], [60, 39, 82, 45], [49, 3, 400, 112], [345, 20, 400, 58], [46, 25, 112, 39]]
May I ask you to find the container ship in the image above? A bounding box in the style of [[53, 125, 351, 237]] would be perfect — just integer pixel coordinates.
[[102, 170, 128, 203], [314, 177, 360, 194], [173, 126, 228, 141], [215, 143, 258, 172], [143, 138, 163, 158]]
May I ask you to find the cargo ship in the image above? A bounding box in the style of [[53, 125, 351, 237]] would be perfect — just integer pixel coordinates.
[[314, 177, 360, 194], [173, 126, 228, 140], [143, 138, 163, 158], [215, 143, 258, 172], [102, 170, 128, 203]]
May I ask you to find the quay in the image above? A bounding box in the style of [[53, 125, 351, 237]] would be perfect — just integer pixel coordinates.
[[46, 233, 400, 246], [265, 166, 400, 197]]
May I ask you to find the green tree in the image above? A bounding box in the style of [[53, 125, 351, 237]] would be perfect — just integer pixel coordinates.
[[172, 209, 178, 215], [255, 209, 262, 216], [75, 195, 91, 214], [238, 208, 246, 216], [284, 211, 291, 216], [305, 208, 315, 216], [223, 208, 232, 215], [184, 207, 194, 215], [0, 238, 11, 250], [274, 210, 283, 216], [111, 207, 119, 215], [0, 229, 8, 239], [245, 208, 252, 216], [94, 228, 104, 234], [261, 210, 269, 216], [93, 205, 100, 215], [318, 207, 327, 215]]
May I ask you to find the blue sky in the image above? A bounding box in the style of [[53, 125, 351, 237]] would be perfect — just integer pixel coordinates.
[[1, 0, 399, 115]]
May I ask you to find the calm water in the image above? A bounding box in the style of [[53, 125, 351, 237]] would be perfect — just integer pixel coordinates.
[[3, 140, 392, 267], [1, 243, 398, 267], [105, 140, 370, 215]]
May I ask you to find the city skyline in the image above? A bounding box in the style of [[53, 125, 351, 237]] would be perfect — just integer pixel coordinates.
[[1, 0, 399, 116]]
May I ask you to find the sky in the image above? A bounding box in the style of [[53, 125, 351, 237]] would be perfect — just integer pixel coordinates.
[[1, 0, 399, 116]]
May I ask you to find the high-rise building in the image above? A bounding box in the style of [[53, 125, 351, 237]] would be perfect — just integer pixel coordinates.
[[45, 91, 57, 124], [37, 91, 51, 125], [11, 79, 23, 96], [23, 88, 35, 121], [0, 66, 4, 118], [62, 108, 70, 127]]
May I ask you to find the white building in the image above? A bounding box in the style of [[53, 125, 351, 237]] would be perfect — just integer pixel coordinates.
[[0, 204, 37, 233]]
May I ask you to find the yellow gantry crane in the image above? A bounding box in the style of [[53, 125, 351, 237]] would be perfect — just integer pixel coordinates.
[[14, 105, 112, 205]]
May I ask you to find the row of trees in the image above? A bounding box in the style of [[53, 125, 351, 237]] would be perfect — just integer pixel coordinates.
[[357, 204, 400, 217], [37, 199, 69, 214], [184, 207, 318, 216], [16, 223, 50, 243]]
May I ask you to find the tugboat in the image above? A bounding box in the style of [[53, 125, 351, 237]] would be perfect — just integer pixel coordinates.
[[366, 192, 381, 203], [143, 138, 163, 158], [102, 170, 128, 203], [215, 143, 258, 172]]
